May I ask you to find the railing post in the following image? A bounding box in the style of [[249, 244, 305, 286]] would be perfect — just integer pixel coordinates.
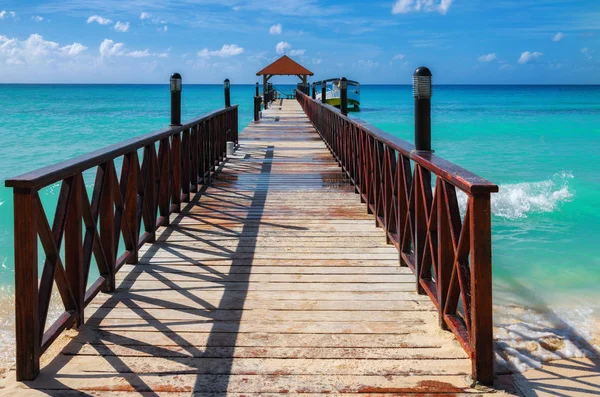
[[340, 77, 348, 116], [254, 96, 261, 122], [65, 176, 84, 326], [412, 67, 433, 295], [321, 81, 327, 104], [170, 73, 182, 127], [311, 82, 316, 100], [13, 187, 40, 381], [470, 192, 494, 385], [224, 78, 231, 108], [255, 82, 259, 97]]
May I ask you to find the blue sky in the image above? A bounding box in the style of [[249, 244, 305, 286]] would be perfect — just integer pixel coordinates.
[[0, 0, 598, 84]]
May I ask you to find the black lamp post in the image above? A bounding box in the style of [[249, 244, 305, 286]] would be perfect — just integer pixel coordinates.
[[170, 73, 182, 126], [413, 67, 432, 152], [224, 79, 231, 108]]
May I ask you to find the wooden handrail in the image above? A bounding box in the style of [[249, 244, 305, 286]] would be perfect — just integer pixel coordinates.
[[6, 107, 238, 190], [296, 89, 497, 385], [6, 105, 238, 381]]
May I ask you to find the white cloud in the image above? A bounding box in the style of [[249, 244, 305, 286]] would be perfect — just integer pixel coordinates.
[[0, 34, 87, 66], [269, 23, 282, 35], [99, 39, 125, 57], [392, 0, 453, 15], [518, 51, 543, 64], [499, 64, 515, 71], [198, 44, 244, 58], [140, 12, 151, 20], [158, 26, 168, 32], [61, 42, 87, 56], [87, 15, 112, 25], [312, 58, 322, 64], [392, 54, 406, 61], [32, 16, 44, 22], [552, 32, 565, 42], [0, 10, 17, 20], [99, 39, 166, 59], [478, 53, 497, 62], [289, 49, 305, 56], [114, 21, 130, 32], [127, 49, 150, 58], [276, 41, 291, 55]]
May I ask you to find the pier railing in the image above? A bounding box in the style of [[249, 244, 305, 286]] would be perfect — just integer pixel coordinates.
[[5, 105, 238, 380], [297, 89, 498, 384]]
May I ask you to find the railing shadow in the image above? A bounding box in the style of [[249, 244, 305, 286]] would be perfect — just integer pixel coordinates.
[[20, 144, 288, 395]]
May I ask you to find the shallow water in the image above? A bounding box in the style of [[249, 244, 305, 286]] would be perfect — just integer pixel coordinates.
[[0, 84, 598, 370]]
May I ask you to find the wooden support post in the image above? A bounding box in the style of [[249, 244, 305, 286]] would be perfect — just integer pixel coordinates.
[[100, 162, 116, 292], [14, 187, 40, 381], [65, 176, 84, 326], [470, 192, 494, 385], [124, 152, 139, 264], [263, 75, 268, 110]]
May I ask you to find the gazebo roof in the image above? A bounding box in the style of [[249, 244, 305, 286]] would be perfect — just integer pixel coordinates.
[[256, 55, 314, 76]]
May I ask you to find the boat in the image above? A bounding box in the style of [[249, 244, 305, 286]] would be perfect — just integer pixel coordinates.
[[315, 78, 360, 111]]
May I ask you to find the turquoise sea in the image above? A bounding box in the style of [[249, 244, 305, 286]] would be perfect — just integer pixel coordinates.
[[0, 84, 599, 369]]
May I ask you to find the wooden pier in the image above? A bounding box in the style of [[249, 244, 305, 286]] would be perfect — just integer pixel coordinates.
[[1, 97, 500, 395]]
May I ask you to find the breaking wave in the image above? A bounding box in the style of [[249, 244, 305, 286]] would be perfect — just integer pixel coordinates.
[[457, 172, 574, 220]]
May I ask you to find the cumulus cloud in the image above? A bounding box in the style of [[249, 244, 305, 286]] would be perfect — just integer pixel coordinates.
[[99, 39, 125, 57], [198, 44, 244, 58], [32, 16, 44, 22], [392, 0, 452, 15], [269, 23, 282, 35], [552, 32, 565, 42], [0, 34, 87, 66], [518, 51, 543, 64], [87, 15, 112, 25], [478, 53, 496, 62], [114, 21, 130, 32], [140, 12, 151, 20], [275, 41, 291, 54], [61, 42, 88, 56]]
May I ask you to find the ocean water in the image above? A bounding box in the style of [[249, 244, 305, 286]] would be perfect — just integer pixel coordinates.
[[0, 84, 598, 371]]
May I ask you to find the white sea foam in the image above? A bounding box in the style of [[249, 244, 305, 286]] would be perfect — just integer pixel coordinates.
[[456, 172, 574, 220]]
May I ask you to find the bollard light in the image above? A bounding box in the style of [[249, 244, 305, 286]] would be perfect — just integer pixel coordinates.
[[170, 73, 182, 126], [413, 67, 432, 99], [413, 66, 432, 153], [170, 73, 182, 93], [224, 78, 231, 108]]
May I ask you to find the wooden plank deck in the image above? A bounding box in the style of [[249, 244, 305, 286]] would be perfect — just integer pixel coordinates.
[[1, 99, 500, 395]]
